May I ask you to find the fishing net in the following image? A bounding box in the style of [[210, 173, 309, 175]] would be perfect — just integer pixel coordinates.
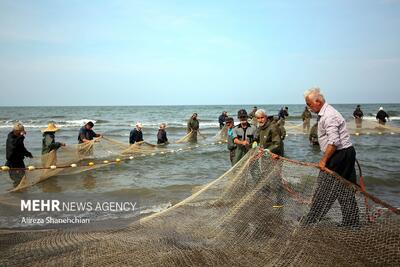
[[285, 121, 316, 135], [1, 149, 399, 266], [214, 125, 228, 142], [176, 130, 207, 143], [3, 137, 162, 192], [346, 119, 400, 135]]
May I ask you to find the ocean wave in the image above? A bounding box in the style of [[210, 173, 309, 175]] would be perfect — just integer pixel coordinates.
[[0, 119, 97, 129]]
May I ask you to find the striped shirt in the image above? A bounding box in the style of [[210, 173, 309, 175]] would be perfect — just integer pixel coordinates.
[[317, 103, 352, 152]]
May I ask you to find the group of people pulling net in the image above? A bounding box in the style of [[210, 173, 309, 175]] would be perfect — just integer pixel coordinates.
[[0, 149, 399, 266]]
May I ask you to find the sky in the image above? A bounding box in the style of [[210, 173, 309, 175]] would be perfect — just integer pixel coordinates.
[[0, 0, 399, 106]]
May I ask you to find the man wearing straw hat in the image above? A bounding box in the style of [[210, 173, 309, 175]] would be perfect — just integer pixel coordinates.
[[41, 123, 66, 155], [5, 122, 33, 186]]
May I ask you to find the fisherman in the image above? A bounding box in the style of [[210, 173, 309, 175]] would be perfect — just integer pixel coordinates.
[[353, 105, 364, 128], [225, 117, 236, 165], [5, 123, 33, 187], [309, 123, 319, 146], [232, 109, 257, 164], [376, 107, 389, 125], [218, 111, 228, 129], [187, 113, 200, 143], [254, 109, 283, 156], [248, 106, 258, 119], [276, 118, 286, 145], [278, 106, 289, 120], [78, 121, 102, 144], [130, 122, 144, 144], [301, 106, 312, 132], [303, 87, 359, 227], [42, 123, 66, 154], [157, 123, 168, 145]]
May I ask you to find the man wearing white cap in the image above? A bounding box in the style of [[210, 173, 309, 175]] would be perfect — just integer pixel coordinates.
[[5, 123, 33, 186], [376, 107, 389, 125], [129, 122, 144, 144]]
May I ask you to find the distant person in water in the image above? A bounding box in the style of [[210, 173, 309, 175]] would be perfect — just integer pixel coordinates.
[[187, 113, 200, 142], [301, 106, 312, 132], [376, 107, 389, 125], [248, 106, 258, 119], [353, 105, 364, 128], [130, 122, 144, 144], [309, 123, 319, 146], [218, 111, 228, 129], [5, 123, 33, 187], [157, 123, 168, 145], [78, 121, 102, 144], [278, 106, 289, 120], [41, 123, 66, 154]]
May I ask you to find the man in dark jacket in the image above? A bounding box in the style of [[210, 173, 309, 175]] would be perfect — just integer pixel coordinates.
[[187, 113, 200, 143], [78, 121, 101, 143], [278, 106, 289, 120], [5, 123, 33, 186], [376, 107, 389, 125], [157, 123, 168, 145], [130, 122, 144, 144], [218, 111, 228, 129], [353, 105, 364, 128], [254, 109, 283, 156]]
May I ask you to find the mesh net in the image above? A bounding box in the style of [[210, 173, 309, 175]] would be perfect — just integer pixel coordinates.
[[346, 119, 400, 135], [176, 130, 207, 144], [285, 119, 400, 136], [1, 149, 399, 266], [6, 137, 165, 192], [214, 126, 228, 142]]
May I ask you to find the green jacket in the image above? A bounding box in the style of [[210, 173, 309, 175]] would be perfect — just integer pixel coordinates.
[[187, 118, 199, 133], [255, 121, 283, 156], [309, 123, 318, 144], [42, 132, 62, 155], [301, 109, 312, 121]]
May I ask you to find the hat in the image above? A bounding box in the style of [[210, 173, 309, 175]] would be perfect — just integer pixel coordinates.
[[42, 123, 59, 133], [379, 107, 383, 111], [13, 122, 25, 131], [237, 109, 248, 119], [225, 117, 234, 123], [136, 122, 143, 128]]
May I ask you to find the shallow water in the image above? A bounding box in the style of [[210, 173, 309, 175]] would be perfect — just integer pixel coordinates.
[[0, 104, 399, 228]]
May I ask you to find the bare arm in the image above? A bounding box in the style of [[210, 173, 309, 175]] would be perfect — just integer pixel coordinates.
[[319, 144, 336, 171]]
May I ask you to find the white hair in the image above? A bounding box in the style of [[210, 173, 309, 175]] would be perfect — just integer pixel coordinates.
[[304, 87, 325, 102], [255, 109, 266, 117]]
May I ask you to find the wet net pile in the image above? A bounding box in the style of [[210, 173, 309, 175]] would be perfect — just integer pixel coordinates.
[[1, 149, 399, 266]]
